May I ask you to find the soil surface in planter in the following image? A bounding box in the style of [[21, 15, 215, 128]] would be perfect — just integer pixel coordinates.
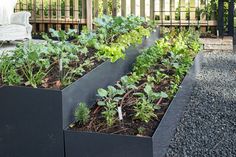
[[70, 62, 185, 137], [40, 48, 102, 89]]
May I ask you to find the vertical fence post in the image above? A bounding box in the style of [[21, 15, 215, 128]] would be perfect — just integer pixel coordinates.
[[165, 0, 170, 23], [16, 0, 20, 11], [39, 0, 44, 32], [121, 0, 127, 16], [103, 0, 108, 15], [73, 0, 79, 20], [218, 0, 224, 37], [228, 0, 234, 36], [73, 0, 79, 30], [23, 0, 27, 11], [47, 0, 51, 31], [56, 0, 62, 30], [65, 0, 70, 19], [140, 0, 145, 17], [65, 0, 70, 30], [82, 0, 86, 20], [131, 0, 136, 15], [160, 0, 164, 24], [112, 0, 117, 16], [150, 0, 155, 20], [180, 0, 186, 23], [94, 0, 99, 17], [87, 0, 93, 30], [31, 0, 37, 32], [190, 0, 196, 25], [170, 0, 176, 26]]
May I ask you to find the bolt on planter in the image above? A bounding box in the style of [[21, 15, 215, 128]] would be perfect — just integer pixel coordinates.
[[64, 53, 203, 157], [0, 27, 160, 157]]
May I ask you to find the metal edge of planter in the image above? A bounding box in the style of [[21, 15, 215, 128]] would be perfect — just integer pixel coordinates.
[[0, 86, 64, 157], [62, 27, 160, 128], [64, 131, 153, 157], [63, 52, 202, 157], [152, 52, 203, 157]]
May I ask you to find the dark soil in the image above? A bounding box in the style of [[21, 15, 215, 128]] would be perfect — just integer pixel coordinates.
[[40, 48, 103, 89]]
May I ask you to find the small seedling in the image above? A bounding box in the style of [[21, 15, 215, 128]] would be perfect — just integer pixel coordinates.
[[137, 127, 146, 135], [74, 102, 90, 125]]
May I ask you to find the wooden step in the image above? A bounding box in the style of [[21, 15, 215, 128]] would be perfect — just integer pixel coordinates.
[[200, 37, 233, 51]]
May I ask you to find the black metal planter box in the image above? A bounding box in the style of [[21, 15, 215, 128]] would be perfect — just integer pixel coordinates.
[[0, 28, 160, 157], [64, 54, 203, 157]]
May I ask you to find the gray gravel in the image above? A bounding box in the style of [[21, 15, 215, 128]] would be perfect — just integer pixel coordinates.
[[166, 51, 236, 157]]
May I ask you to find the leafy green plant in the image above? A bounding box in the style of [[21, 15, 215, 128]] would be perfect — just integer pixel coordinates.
[[97, 26, 150, 62], [43, 29, 94, 87], [0, 64, 22, 86], [97, 86, 125, 127], [116, 75, 138, 91], [0, 52, 22, 86], [134, 84, 168, 123], [133, 38, 169, 75], [74, 102, 90, 125], [155, 71, 169, 84], [97, 44, 125, 62], [134, 96, 157, 123], [94, 15, 147, 44]]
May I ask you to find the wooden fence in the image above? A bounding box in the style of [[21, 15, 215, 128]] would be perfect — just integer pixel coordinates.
[[16, 0, 218, 33]]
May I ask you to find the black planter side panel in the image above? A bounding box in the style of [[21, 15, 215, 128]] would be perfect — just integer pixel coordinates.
[[152, 53, 203, 157], [62, 28, 160, 128], [0, 86, 64, 157], [65, 131, 153, 157]]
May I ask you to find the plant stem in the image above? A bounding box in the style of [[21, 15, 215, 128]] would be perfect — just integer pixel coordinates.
[[120, 82, 146, 108]]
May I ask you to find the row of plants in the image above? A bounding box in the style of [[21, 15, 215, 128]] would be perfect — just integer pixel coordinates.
[[71, 28, 202, 136], [0, 15, 155, 89]]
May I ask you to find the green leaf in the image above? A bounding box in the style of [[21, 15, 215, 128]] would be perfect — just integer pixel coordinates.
[[97, 101, 106, 106], [160, 92, 168, 98], [154, 105, 161, 110], [116, 89, 125, 95], [113, 97, 122, 102], [133, 92, 144, 97], [108, 86, 116, 93], [97, 88, 108, 97], [144, 84, 153, 95]]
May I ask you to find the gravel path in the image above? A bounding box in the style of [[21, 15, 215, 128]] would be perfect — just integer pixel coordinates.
[[166, 51, 236, 157]]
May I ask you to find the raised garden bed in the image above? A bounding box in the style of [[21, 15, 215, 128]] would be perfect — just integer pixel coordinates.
[[0, 28, 160, 157], [64, 30, 202, 157], [64, 55, 200, 157]]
